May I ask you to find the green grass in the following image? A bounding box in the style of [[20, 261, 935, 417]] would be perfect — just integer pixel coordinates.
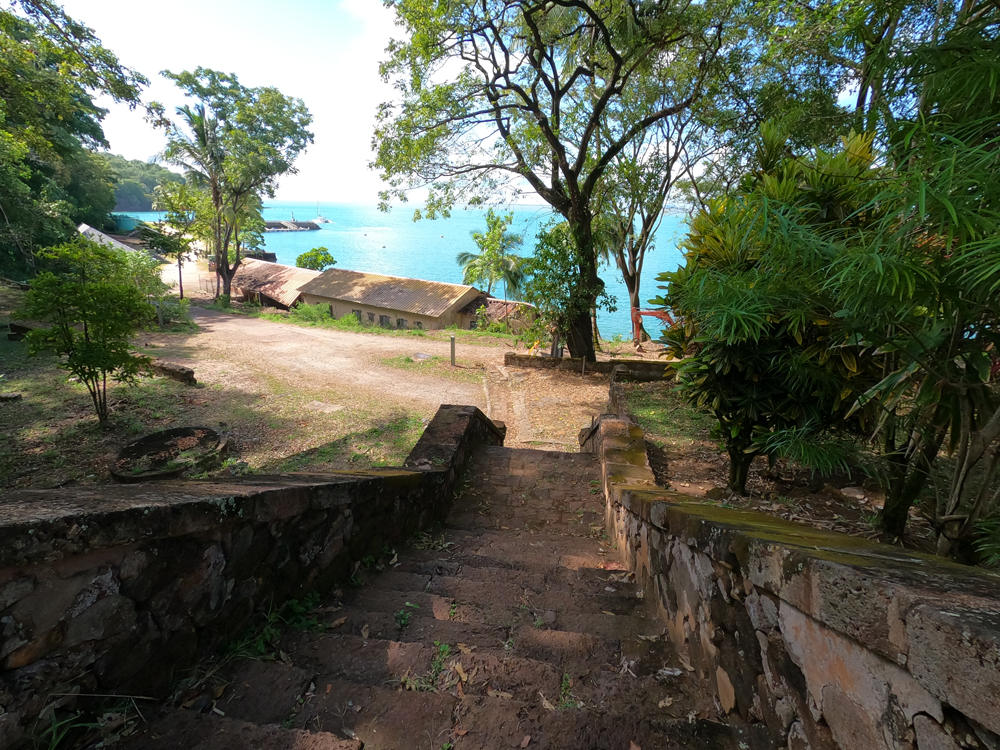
[[381, 354, 485, 383], [273, 414, 425, 472], [619, 381, 715, 452], [194, 299, 539, 349]]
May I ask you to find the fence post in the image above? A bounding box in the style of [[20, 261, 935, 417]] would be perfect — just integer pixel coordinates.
[[451, 335, 456, 366]]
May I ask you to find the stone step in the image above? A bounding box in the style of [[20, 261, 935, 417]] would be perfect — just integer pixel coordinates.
[[119, 709, 362, 750], [291, 678, 457, 747], [282, 632, 697, 713], [347, 578, 648, 628], [287, 676, 718, 750]]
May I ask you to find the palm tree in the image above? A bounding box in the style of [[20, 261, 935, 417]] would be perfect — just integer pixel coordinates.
[[163, 104, 226, 295], [457, 210, 525, 330]]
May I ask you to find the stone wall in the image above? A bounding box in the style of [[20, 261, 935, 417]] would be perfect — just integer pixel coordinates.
[[583, 413, 1000, 750], [0, 405, 504, 748], [503, 352, 671, 381]]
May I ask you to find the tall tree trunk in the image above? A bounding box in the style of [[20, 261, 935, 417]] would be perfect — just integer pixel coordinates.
[[567, 213, 599, 362], [592, 306, 602, 352]]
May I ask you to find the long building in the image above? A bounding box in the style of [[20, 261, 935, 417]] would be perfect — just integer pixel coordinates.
[[297, 268, 484, 330]]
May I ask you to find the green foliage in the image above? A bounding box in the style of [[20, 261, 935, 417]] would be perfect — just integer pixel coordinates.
[[20, 239, 154, 424], [288, 302, 332, 323], [373, 0, 731, 359], [654, 126, 884, 494], [152, 67, 313, 296], [456, 209, 524, 299], [0, 2, 145, 276], [296, 247, 337, 271], [102, 154, 184, 211], [521, 222, 616, 340]]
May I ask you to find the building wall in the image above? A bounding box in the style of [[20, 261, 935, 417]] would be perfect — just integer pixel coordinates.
[[299, 293, 478, 330]]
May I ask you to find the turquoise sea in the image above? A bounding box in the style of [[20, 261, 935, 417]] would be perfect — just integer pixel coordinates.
[[126, 202, 688, 338]]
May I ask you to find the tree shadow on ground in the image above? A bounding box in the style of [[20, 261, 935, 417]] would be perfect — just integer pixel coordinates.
[[270, 413, 426, 473], [0, 336, 301, 493]]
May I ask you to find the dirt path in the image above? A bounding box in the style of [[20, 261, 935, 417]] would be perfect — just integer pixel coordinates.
[[155, 307, 491, 411], [149, 308, 611, 453]]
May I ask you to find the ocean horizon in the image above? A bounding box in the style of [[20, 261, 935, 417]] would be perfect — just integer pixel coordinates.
[[126, 202, 688, 339]]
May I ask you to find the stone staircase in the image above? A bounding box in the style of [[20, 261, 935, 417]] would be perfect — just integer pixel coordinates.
[[119, 446, 734, 750]]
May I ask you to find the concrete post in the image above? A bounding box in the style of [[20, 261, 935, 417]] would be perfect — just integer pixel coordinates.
[[450, 335, 456, 366]]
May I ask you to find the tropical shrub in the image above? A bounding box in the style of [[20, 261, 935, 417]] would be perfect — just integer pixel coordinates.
[[21, 239, 154, 425]]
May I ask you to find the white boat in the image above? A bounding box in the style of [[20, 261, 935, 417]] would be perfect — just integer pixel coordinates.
[[313, 202, 332, 224]]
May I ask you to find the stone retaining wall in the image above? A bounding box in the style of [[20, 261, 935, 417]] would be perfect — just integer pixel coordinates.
[[503, 352, 671, 381], [0, 405, 504, 748], [582, 413, 1000, 750]]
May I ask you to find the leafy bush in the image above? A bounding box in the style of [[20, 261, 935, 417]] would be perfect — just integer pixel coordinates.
[[289, 302, 333, 323], [21, 238, 154, 425]]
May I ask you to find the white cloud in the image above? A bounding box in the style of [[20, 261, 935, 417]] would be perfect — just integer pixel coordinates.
[[61, 0, 400, 203]]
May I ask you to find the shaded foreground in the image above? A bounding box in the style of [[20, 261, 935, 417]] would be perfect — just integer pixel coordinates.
[[119, 447, 733, 750]]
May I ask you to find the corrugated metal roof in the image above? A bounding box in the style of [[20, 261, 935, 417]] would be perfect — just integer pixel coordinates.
[[232, 258, 321, 308], [77, 223, 135, 254], [297, 268, 481, 318]]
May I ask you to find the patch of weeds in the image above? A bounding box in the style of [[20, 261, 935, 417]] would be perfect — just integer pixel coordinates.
[[533, 615, 546, 628], [400, 641, 452, 692], [430, 641, 451, 681], [861, 510, 880, 530], [558, 673, 583, 709], [226, 603, 283, 659], [410, 531, 455, 551], [449, 602, 458, 619], [589, 479, 601, 495], [395, 602, 419, 631], [284, 593, 324, 631], [361, 555, 377, 569]]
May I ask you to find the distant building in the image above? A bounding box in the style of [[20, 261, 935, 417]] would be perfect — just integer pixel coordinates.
[[77, 223, 140, 253], [231, 258, 321, 309], [297, 268, 483, 330], [485, 298, 538, 333]]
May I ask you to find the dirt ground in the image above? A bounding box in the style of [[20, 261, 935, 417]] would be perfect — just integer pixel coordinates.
[[1, 281, 620, 491]]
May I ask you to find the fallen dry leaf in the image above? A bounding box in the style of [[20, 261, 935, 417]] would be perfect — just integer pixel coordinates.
[[658, 697, 673, 709], [455, 662, 468, 682], [630, 742, 642, 750], [456, 681, 465, 699], [521, 735, 532, 747], [330, 616, 347, 629], [539, 692, 556, 711], [455, 728, 468, 737], [601, 610, 615, 616], [678, 655, 695, 672], [487, 688, 513, 700], [361, 624, 370, 640], [457, 643, 473, 655], [325, 684, 332, 694]]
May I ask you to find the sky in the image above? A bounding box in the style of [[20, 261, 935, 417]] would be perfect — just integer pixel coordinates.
[[59, 0, 401, 204]]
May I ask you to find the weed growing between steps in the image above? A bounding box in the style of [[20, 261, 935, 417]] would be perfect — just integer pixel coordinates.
[[399, 642, 454, 692]]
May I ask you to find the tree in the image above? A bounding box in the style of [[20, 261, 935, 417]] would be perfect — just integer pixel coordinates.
[[296, 247, 337, 271], [594, 113, 693, 344], [103, 154, 184, 211], [373, 0, 734, 361], [0, 1, 145, 276], [152, 68, 313, 299], [521, 221, 615, 352], [457, 209, 525, 301], [655, 125, 884, 495], [21, 238, 153, 425], [149, 182, 211, 299]]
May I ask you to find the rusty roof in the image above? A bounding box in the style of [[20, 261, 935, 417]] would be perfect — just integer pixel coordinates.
[[297, 268, 481, 318], [232, 258, 322, 308]]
